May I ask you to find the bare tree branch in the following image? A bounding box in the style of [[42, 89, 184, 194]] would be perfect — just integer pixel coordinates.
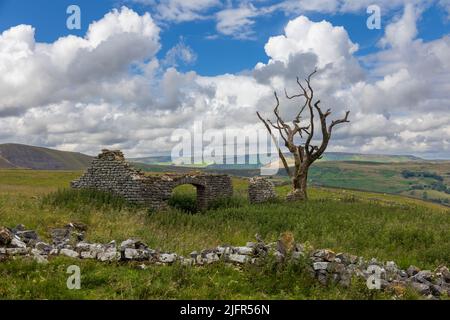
[[256, 70, 350, 201], [329, 111, 350, 133], [256, 111, 292, 178]]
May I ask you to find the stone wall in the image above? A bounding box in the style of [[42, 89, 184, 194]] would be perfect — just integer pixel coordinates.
[[2, 224, 449, 299], [144, 173, 233, 211], [248, 177, 277, 204], [71, 149, 233, 211]]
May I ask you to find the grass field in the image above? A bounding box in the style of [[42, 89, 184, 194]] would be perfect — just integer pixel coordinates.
[[0, 169, 449, 299], [293, 161, 450, 205]]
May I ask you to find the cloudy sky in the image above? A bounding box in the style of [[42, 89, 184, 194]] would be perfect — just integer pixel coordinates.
[[0, 0, 449, 158]]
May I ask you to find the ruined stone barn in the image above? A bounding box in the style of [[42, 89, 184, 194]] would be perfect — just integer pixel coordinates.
[[70, 150, 233, 211]]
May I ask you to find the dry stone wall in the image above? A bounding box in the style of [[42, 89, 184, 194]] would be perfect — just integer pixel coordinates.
[[248, 177, 277, 204], [71, 149, 233, 211], [1, 224, 449, 299]]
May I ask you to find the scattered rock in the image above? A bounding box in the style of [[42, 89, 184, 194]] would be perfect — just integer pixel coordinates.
[[235, 246, 253, 255], [228, 254, 248, 264], [294, 243, 304, 253], [411, 282, 431, 295], [385, 261, 398, 272], [435, 266, 450, 282], [413, 270, 433, 284], [159, 253, 177, 264], [10, 237, 27, 249], [339, 271, 352, 288], [77, 242, 105, 259], [180, 257, 193, 266], [16, 230, 39, 243], [60, 248, 79, 258], [31, 249, 48, 264], [291, 251, 304, 261], [124, 248, 150, 261], [407, 265, 420, 277], [50, 228, 70, 246], [35, 242, 52, 254], [12, 224, 26, 233], [317, 270, 328, 285], [246, 242, 256, 248], [205, 252, 220, 264], [120, 239, 148, 251], [216, 246, 232, 256], [335, 253, 358, 265], [6, 247, 29, 255], [136, 264, 147, 270], [313, 249, 336, 262], [65, 222, 88, 232], [430, 284, 444, 297], [327, 262, 346, 274], [313, 262, 329, 271], [80, 250, 97, 259], [97, 248, 121, 262], [0, 227, 13, 246]]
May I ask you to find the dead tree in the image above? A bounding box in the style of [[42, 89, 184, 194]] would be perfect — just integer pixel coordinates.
[[257, 70, 350, 201]]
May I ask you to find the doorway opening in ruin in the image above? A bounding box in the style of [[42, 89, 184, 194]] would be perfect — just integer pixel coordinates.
[[168, 183, 206, 213]]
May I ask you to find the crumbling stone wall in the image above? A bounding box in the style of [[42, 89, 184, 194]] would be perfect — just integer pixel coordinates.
[[2, 223, 448, 299], [71, 149, 233, 211], [144, 174, 233, 210], [248, 177, 277, 204]]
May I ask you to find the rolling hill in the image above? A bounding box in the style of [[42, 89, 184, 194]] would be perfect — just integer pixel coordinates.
[[0, 143, 93, 170], [319, 152, 422, 162], [130, 152, 423, 168]]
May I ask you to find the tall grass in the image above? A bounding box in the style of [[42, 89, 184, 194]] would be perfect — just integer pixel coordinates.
[[36, 186, 450, 269], [167, 193, 198, 213], [0, 255, 405, 300], [41, 188, 139, 212], [0, 169, 449, 299]]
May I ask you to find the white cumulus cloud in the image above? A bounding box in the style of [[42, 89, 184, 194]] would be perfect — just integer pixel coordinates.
[[0, 5, 449, 159]]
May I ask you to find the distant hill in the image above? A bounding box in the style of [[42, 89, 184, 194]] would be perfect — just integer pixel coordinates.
[[130, 155, 172, 164], [0, 143, 93, 170], [0, 143, 429, 172], [261, 153, 423, 170], [320, 152, 422, 162], [131, 152, 423, 168]]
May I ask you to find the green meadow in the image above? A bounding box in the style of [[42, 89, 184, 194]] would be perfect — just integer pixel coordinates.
[[0, 169, 449, 299]]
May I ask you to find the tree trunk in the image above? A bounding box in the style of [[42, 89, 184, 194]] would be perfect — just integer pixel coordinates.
[[286, 170, 308, 201]]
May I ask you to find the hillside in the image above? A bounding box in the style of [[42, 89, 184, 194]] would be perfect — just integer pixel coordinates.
[[319, 152, 422, 162], [0, 143, 93, 170], [305, 161, 450, 206], [130, 152, 423, 167], [0, 155, 15, 168], [265, 153, 422, 169]]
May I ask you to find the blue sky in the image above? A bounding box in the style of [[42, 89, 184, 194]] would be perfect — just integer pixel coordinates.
[[0, 1, 449, 158], [0, 0, 448, 75]]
